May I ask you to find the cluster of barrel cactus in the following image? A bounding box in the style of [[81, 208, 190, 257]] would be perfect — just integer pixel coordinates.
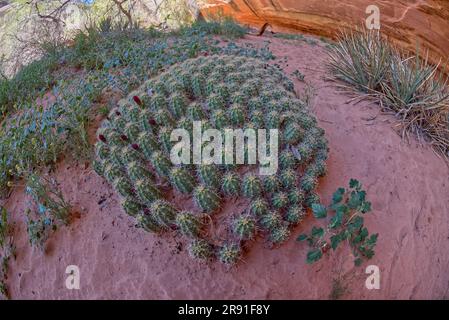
[[93, 55, 328, 266]]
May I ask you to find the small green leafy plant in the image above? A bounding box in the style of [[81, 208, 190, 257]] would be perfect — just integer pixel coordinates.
[[24, 173, 71, 248], [297, 179, 378, 266]]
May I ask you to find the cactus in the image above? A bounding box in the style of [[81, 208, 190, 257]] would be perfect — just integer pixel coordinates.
[[272, 192, 289, 209], [169, 93, 187, 118], [158, 126, 174, 154], [305, 192, 320, 208], [263, 175, 281, 193], [214, 83, 229, 102], [279, 149, 298, 169], [266, 111, 281, 129], [249, 198, 269, 216], [95, 143, 109, 161], [259, 210, 282, 230], [221, 172, 240, 196], [170, 167, 196, 194], [137, 213, 162, 233], [300, 173, 317, 193], [296, 141, 315, 163], [197, 165, 221, 189], [280, 169, 297, 188], [218, 243, 241, 265], [211, 109, 228, 129], [137, 131, 159, 160], [113, 177, 134, 198], [123, 123, 140, 142], [165, 79, 184, 93], [228, 104, 245, 126], [113, 115, 127, 132], [150, 93, 167, 111], [121, 197, 143, 217], [231, 92, 247, 105], [232, 215, 256, 240], [248, 97, 263, 112], [92, 159, 104, 176], [93, 55, 329, 265], [123, 105, 140, 123], [139, 108, 155, 132], [121, 146, 143, 164], [150, 151, 172, 178], [105, 130, 126, 147], [250, 110, 265, 128], [207, 93, 225, 110], [188, 239, 213, 260], [187, 102, 205, 121], [241, 80, 258, 96], [193, 184, 221, 213], [288, 187, 305, 205], [309, 160, 327, 178], [270, 225, 290, 244], [104, 162, 124, 183], [284, 123, 303, 145], [177, 116, 193, 133], [150, 199, 177, 227], [108, 145, 124, 167], [175, 211, 201, 237], [191, 73, 205, 98], [285, 205, 305, 225], [127, 161, 153, 182], [135, 178, 161, 204], [242, 174, 263, 198], [154, 109, 174, 127]]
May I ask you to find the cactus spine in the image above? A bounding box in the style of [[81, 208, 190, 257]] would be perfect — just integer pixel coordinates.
[[285, 205, 305, 225], [150, 200, 177, 227], [188, 239, 213, 260], [175, 211, 201, 237], [170, 167, 196, 194], [150, 151, 172, 178], [218, 243, 241, 265], [270, 225, 290, 244], [272, 192, 289, 209], [232, 215, 256, 240], [280, 169, 297, 188], [197, 165, 221, 189], [135, 178, 161, 204], [242, 174, 263, 198], [221, 172, 240, 196], [121, 197, 143, 217], [263, 175, 281, 193], [259, 211, 282, 230], [193, 185, 221, 213]]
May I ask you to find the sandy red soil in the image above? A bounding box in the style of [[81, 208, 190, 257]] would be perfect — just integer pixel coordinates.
[[3, 35, 449, 299]]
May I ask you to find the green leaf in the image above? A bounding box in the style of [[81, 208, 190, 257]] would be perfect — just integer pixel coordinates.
[[296, 234, 308, 242], [349, 178, 360, 189], [330, 234, 342, 250], [329, 210, 343, 229], [354, 257, 363, 266], [347, 216, 364, 233], [360, 201, 372, 213], [332, 187, 345, 204], [348, 191, 362, 209], [311, 203, 327, 219], [311, 226, 325, 238], [306, 249, 323, 264]]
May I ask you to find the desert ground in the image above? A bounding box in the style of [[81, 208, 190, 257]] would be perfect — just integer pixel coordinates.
[[2, 33, 448, 299]]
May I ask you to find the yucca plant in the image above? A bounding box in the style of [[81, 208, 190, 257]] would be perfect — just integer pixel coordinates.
[[328, 29, 391, 92]]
